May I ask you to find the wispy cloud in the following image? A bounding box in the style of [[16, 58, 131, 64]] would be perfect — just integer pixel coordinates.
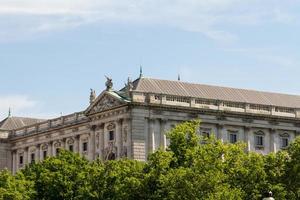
[[0, 95, 37, 118], [0, 95, 61, 119], [0, 0, 299, 43]]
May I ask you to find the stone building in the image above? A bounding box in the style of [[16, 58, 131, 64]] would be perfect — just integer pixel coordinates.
[[1, 74, 300, 174]]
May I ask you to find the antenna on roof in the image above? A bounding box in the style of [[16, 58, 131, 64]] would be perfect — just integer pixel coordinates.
[[8, 107, 11, 117], [178, 74, 181, 81], [139, 65, 143, 78]]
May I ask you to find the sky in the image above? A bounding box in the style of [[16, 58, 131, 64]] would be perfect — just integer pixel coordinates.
[[0, 0, 300, 119]]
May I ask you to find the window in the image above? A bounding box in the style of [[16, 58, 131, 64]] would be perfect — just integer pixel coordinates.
[[109, 131, 115, 141], [43, 151, 47, 159], [275, 107, 294, 114], [255, 135, 264, 146], [250, 104, 270, 111], [31, 153, 35, 163], [19, 155, 23, 165], [281, 137, 289, 148], [56, 148, 60, 155], [223, 102, 244, 109], [195, 99, 218, 106], [166, 95, 190, 103], [229, 133, 238, 143], [69, 145, 74, 152], [202, 132, 210, 138], [83, 142, 88, 152]]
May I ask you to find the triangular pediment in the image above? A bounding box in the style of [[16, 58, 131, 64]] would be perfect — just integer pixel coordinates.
[[85, 91, 129, 115]]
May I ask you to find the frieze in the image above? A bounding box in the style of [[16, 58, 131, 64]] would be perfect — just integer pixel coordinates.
[[242, 118, 254, 123], [269, 120, 279, 125], [294, 123, 300, 127], [216, 114, 226, 121], [188, 113, 198, 118]]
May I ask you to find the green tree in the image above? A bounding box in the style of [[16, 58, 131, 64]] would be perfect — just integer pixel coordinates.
[[84, 159, 144, 200], [22, 150, 90, 200], [0, 169, 34, 200], [283, 137, 300, 199]]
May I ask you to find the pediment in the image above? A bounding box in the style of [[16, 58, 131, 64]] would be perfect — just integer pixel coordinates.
[[85, 91, 128, 115]]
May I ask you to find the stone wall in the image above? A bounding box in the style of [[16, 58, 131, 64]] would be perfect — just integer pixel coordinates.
[[0, 139, 11, 171]]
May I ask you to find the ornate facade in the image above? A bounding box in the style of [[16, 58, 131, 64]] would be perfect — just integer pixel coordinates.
[[1, 75, 300, 173]]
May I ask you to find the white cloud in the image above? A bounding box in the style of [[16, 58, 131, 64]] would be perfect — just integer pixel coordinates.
[[0, 95, 37, 119], [0, 0, 299, 43]]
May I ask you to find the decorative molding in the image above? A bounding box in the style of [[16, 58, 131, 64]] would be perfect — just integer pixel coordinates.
[[242, 118, 254, 123], [279, 132, 290, 138], [89, 95, 124, 115], [269, 120, 279, 125], [107, 123, 116, 131], [216, 114, 226, 121]]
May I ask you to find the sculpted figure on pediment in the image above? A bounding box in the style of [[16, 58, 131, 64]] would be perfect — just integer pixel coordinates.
[[91, 95, 123, 114]]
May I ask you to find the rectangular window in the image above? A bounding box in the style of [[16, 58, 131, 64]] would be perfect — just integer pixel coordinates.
[[31, 153, 35, 163], [281, 138, 289, 148], [255, 135, 264, 146], [56, 148, 60, 155], [83, 142, 88, 152], [19, 155, 23, 165], [229, 133, 237, 143], [43, 151, 47, 159], [69, 145, 74, 152], [109, 131, 115, 141], [202, 132, 210, 138]]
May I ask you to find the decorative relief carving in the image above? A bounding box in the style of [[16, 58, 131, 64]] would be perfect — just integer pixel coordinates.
[[90, 95, 123, 114], [107, 123, 116, 131], [279, 132, 290, 138], [41, 144, 48, 150], [54, 142, 61, 148], [67, 138, 75, 145]]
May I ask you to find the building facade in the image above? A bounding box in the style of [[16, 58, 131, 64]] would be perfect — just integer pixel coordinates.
[[1, 75, 300, 173]]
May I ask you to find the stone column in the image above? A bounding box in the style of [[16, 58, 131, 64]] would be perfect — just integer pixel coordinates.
[[24, 147, 29, 165], [16, 151, 19, 172], [36, 144, 41, 162], [148, 119, 155, 153], [270, 129, 277, 153], [116, 119, 123, 159], [99, 124, 105, 160], [217, 124, 224, 142], [144, 118, 149, 157], [88, 132, 93, 160], [76, 135, 81, 155], [244, 127, 251, 152], [126, 118, 132, 159], [160, 119, 167, 150], [49, 141, 53, 157], [12, 150, 16, 174]]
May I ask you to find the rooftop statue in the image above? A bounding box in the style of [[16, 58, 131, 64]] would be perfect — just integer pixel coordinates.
[[105, 76, 113, 91]]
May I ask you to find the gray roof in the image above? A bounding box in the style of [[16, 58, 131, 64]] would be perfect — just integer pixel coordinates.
[[133, 77, 300, 108], [0, 117, 45, 131]]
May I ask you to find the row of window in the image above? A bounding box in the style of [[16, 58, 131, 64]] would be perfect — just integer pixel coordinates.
[[18, 130, 117, 166], [200, 131, 290, 149], [166, 95, 190, 103], [18, 142, 88, 165]]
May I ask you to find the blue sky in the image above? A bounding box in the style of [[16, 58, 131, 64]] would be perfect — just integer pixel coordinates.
[[1, 0, 300, 119]]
